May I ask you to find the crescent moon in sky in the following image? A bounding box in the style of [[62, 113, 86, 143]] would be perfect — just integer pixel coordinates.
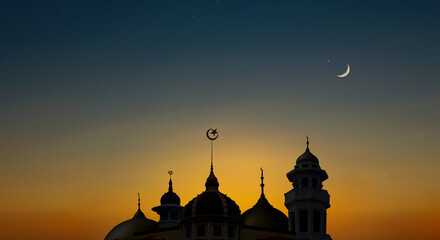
[[206, 128, 218, 140], [336, 63, 350, 78]]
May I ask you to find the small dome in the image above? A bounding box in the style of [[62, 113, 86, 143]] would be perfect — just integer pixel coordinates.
[[205, 170, 219, 190], [296, 147, 319, 164], [242, 168, 288, 232], [160, 191, 180, 205], [160, 179, 180, 205], [105, 209, 158, 240], [241, 196, 288, 232]]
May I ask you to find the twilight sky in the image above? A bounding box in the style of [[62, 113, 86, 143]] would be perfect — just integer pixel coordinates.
[[0, 1, 439, 240]]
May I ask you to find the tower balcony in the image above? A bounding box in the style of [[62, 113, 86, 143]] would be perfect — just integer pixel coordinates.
[[284, 188, 330, 208]]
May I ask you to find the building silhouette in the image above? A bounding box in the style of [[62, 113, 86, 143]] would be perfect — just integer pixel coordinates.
[[105, 136, 332, 240]]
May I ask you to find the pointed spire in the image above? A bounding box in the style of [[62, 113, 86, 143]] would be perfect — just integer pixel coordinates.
[[211, 139, 214, 173], [168, 170, 174, 192], [133, 193, 147, 219], [255, 168, 270, 206], [206, 128, 219, 191], [260, 167, 265, 197]]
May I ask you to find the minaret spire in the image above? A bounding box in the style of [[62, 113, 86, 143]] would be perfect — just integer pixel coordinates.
[[255, 167, 269, 206], [138, 193, 141, 210], [206, 128, 218, 172], [260, 167, 265, 197], [211, 140, 213, 172], [168, 170, 174, 192], [205, 128, 219, 191]]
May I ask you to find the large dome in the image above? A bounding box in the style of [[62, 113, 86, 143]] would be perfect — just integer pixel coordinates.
[[241, 196, 288, 231], [183, 170, 240, 219], [183, 191, 241, 218], [105, 209, 158, 240]]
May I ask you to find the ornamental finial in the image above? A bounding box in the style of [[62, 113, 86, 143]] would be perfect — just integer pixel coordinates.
[[168, 170, 173, 192], [206, 128, 218, 172], [260, 167, 265, 197]]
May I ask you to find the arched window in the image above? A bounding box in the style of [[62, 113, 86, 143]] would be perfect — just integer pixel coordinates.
[[301, 177, 309, 187], [311, 178, 318, 188]]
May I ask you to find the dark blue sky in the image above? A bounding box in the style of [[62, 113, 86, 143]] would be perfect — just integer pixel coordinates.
[[1, 0, 439, 152], [1, 0, 439, 131]]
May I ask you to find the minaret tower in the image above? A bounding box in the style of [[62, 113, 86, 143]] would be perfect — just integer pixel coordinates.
[[284, 137, 332, 240]]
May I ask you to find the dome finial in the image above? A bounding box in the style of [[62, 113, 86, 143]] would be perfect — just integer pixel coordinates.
[[260, 167, 265, 197], [138, 193, 141, 210], [306, 136, 310, 150], [206, 128, 218, 173], [255, 168, 269, 206], [168, 170, 174, 192], [205, 128, 219, 191]]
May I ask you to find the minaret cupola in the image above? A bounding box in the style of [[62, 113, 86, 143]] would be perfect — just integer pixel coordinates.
[[152, 171, 184, 228]]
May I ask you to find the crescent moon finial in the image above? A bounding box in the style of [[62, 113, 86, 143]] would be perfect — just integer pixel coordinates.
[[167, 171, 174, 192], [206, 128, 219, 141]]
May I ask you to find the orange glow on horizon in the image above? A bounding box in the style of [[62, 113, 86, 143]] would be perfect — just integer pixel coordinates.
[[1, 126, 439, 240]]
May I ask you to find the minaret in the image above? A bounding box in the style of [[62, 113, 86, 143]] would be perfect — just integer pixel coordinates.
[[284, 137, 332, 240], [152, 171, 184, 228]]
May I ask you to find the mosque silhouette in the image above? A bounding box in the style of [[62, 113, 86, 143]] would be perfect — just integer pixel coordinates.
[[105, 130, 332, 240]]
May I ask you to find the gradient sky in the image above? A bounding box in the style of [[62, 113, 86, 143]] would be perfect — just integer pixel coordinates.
[[1, 1, 439, 240]]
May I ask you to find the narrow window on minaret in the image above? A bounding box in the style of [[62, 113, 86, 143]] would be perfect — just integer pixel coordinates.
[[313, 210, 321, 233], [300, 210, 308, 232]]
